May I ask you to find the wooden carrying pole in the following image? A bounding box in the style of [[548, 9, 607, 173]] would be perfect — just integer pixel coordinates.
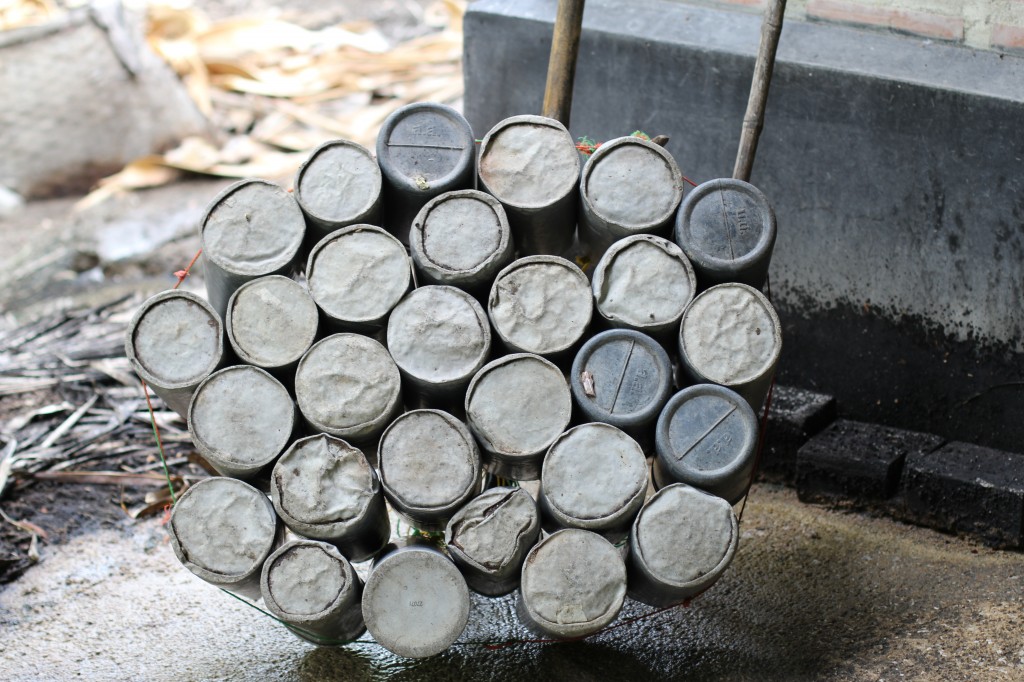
[[733, 0, 787, 182], [542, 0, 586, 125]]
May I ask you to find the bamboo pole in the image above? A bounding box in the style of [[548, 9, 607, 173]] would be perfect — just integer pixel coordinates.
[[542, 0, 586, 126], [733, 0, 787, 182]]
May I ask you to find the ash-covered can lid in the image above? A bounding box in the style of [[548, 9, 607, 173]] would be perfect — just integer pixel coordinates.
[[655, 383, 758, 489], [592, 235, 696, 330], [632, 483, 738, 588], [127, 290, 222, 389], [307, 224, 412, 325], [264, 540, 351, 617], [570, 329, 673, 429], [386, 286, 490, 386], [227, 275, 318, 368], [362, 547, 470, 658], [489, 256, 593, 356], [379, 410, 480, 512], [542, 423, 647, 522], [478, 115, 580, 209], [295, 334, 401, 437], [169, 477, 277, 579], [295, 140, 381, 225], [680, 282, 781, 386], [272, 434, 376, 527], [376, 103, 475, 190], [201, 179, 305, 275], [674, 178, 775, 269], [465, 354, 572, 458], [520, 529, 626, 636], [445, 487, 539, 573], [188, 366, 294, 472], [411, 190, 511, 280], [582, 136, 683, 229]]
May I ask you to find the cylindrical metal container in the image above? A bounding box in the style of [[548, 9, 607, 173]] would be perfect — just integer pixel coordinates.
[[517, 528, 627, 639], [539, 423, 648, 543], [270, 434, 390, 562], [477, 115, 580, 256], [260, 539, 366, 645], [628, 483, 738, 607], [378, 409, 481, 532], [674, 178, 777, 289], [167, 476, 279, 600], [376, 102, 476, 245], [570, 330, 673, 445], [488, 255, 593, 359], [591, 234, 697, 339], [362, 539, 471, 658], [199, 179, 305, 318], [225, 275, 318, 380], [386, 286, 491, 404], [678, 282, 782, 410], [465, 353, 572, 481], [408, 189, 514, 295], [653, 384, 759, 504], [293, 139, 382, 247], [578, 136, 685, 259], [444, 486, 540, 596], [188, 366, 296, 481], [294, 333, 403, 447], [306, 224, 413, 333], [124, 290, 224, 419]]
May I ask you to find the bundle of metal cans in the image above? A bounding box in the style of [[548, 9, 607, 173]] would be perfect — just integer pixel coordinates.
[[125, 103, 782, 658]]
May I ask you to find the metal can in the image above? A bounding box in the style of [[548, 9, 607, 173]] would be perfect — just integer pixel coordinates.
[[199, 178, 305, 318], [591, 234, 697, 339], [569, 329, 673, 445], [376, 102, 476, 245], [678, 282, 782, 410], [260, 539, 365, 645], [386, 286, 491, 404], [653, 384, 759, 504], [224, 275, 318, 380], [674, 178, 777, 289], [627, 483, 738, 607], [517, 528, 627, 639], [270, 434, 390, 563], [294, 333, 403, 447], [188, 365, 296, 481], [361, 539, 471, 658], [477, 114, 580, 256], [408, 189, 514, 295], [578, 135, 685, 260], [488, 255, 593, 359], [465, 353, 572, 481], [293, 139, 382, 247], [539, 423, 648, 543], [167, 476, 280, 600], [124, 289, 224, 419], [306, 224, 413, 333], [378, 409, 481, 532], [444, 486, 540, 596]]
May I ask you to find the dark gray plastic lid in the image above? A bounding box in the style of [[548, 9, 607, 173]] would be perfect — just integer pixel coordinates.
[[376, 102, 475, 194], [654, 383, 759, 504], [570, 329, 673, 433], [674, 178, 776, 288]]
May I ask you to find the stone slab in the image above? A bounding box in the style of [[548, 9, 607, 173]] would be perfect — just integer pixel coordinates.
[[759, 385, 836, 482]]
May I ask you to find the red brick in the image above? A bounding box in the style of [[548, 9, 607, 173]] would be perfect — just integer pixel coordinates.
[[992, 23, 1024, 50], [808, 0, 964, 42]]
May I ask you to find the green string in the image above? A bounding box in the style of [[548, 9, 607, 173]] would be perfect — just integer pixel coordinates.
[[219, 589, 379, 648], [142, 379, 177, 504]]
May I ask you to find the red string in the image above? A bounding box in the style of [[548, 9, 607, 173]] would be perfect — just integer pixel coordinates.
[[173, 249, 203, 289]]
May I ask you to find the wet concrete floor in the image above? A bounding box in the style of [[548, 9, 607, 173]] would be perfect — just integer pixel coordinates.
[[1, 483, 1021, 681]]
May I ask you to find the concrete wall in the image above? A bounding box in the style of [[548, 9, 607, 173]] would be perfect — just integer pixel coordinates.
[[691, 0, 1024, 52], [463, 0, 1024, 453]]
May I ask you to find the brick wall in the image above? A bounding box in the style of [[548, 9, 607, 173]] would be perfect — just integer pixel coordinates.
[[697, 0, 1024, 51]]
